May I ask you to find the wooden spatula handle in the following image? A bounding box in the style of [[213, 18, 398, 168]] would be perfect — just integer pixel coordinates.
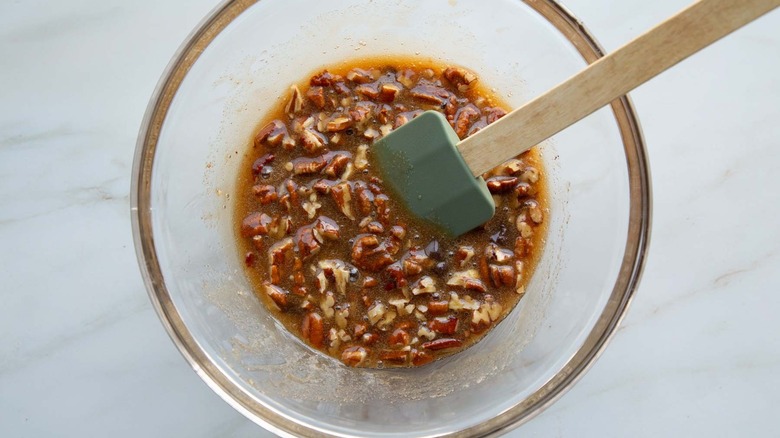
[[458, 0, 779, 176]]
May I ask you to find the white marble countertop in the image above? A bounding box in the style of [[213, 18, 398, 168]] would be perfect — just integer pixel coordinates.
[[1, 0, 778, 436]]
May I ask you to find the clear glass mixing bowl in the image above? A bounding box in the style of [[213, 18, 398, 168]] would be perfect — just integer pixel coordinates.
[[131, 0, 651, 436]]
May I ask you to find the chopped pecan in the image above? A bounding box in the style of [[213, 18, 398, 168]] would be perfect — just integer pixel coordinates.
[[285, 85, 304, 114], [396, 68, 417, 88], [522, 199, 544, 224], [454, 246, 475, 268], [351, 234, 395, 272], [354, 184, 374, 216], [443, 67, 477, 92], [346, 68, 374, 84], [341, 346, 368, 367], [268, 237, 294, 267], [254, 120, 287, 147], [515, 181, 535, 198], [301, 312, 325, 348], [264, 283, 289, 309], [514, 236, 533, 258], [241, 212, 273, 237], [355, 83, 380, 100], [314, 216, 340, 240], [409, 84, 452, 106], [306, 86, 326, 109], [330, 181, 356, 220], [520, 166, 540, 183], [312, 178, 337, 194], [421, 338, 462, 351], [389, 328, 411, 347], [292, 155, 327, 175], [252, 185, 278, 204], [489, 264, 515, 287], [326, 116, 353, 132], [447, 269, 487, 292], [411, 276, 436, 295], [485, 176, 519, 195], [428, 300, 450, 316], [333, 82, 351, 95], [300, 129, 328, 153], [377, 104, 393, 124], [429, 315, 458, 335], [485, 243, 514, 263], [354, 144, 369, 171], [310, 70, 341, 86], [393, 110, 424, 128], [251, 153, 275, 175], [485, 106, 507, 124], [349, 104, 373, 123], [374, 194, 391, 224], [322, 153, 350, 178], [378, 349, 408, 365], [379, 83, 401, 103], [294, 225, 321, 261], [453, 104, 480, 138]]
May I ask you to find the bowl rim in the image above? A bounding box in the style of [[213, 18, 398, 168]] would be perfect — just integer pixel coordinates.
[[130, 1, 652, 436]]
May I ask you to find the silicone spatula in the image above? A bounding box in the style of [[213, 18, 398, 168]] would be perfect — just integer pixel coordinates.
[[372, 0, 778, 236]]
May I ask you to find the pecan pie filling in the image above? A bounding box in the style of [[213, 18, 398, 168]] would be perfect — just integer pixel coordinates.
[[235, 58, 548, 368]]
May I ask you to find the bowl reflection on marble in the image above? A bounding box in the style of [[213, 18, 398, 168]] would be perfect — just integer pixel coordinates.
[[130, 0, 651, 436]]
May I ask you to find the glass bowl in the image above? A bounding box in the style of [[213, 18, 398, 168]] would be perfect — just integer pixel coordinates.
[[131, 0, 651, 436]]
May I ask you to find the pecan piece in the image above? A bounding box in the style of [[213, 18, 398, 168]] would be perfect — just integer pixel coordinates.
[[294, 225, 321, 261], [314, 216, 340, 240], [264, 283, 289, 309], [306, 86, 326, 109], [300, 129, 328, 154], [355, 83, 380, 100], [254, 120, 287, 147], [341, 346, 369, 367], [301, 312, 325, 348], [429, 315, 458, 335], [389, 328, 411, 347], [489, 264, 516, 287], [311, 179, 334, 195], [428, 300, 450, 316], [284, 85, 304, 114], [349, 104, 373, 123], [515, 181, 535, 198], [351, 234, 394, 272], [374, 194, 391, 224], [310, 70, 341, 86], [354, 182, 375, 215], [330, 181, 356, 220], [396, 68, 417, 88], [346, 68, 374, 84], [251, 153, 275, 175], [409, 84, 452, 106], [241, 212, 273, 237], [322, 153, 350, 178], [292, 155, 327, 175], [453, 104, 480, 138], [485, 243, 514, 263], [421, 338, 463, 351], [378, 349, 408, 365], [378, 83, 401, 103], [485, 106, 508, 124], [252, 185, 278, 204], [326, 116, 353, 132], [443, 67, 477, 92]]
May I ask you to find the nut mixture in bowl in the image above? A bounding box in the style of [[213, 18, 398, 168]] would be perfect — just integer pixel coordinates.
[[236, 58, 549, 368]]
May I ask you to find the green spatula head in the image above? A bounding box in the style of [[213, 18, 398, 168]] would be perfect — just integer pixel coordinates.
[[372, 111, 495, 237]]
